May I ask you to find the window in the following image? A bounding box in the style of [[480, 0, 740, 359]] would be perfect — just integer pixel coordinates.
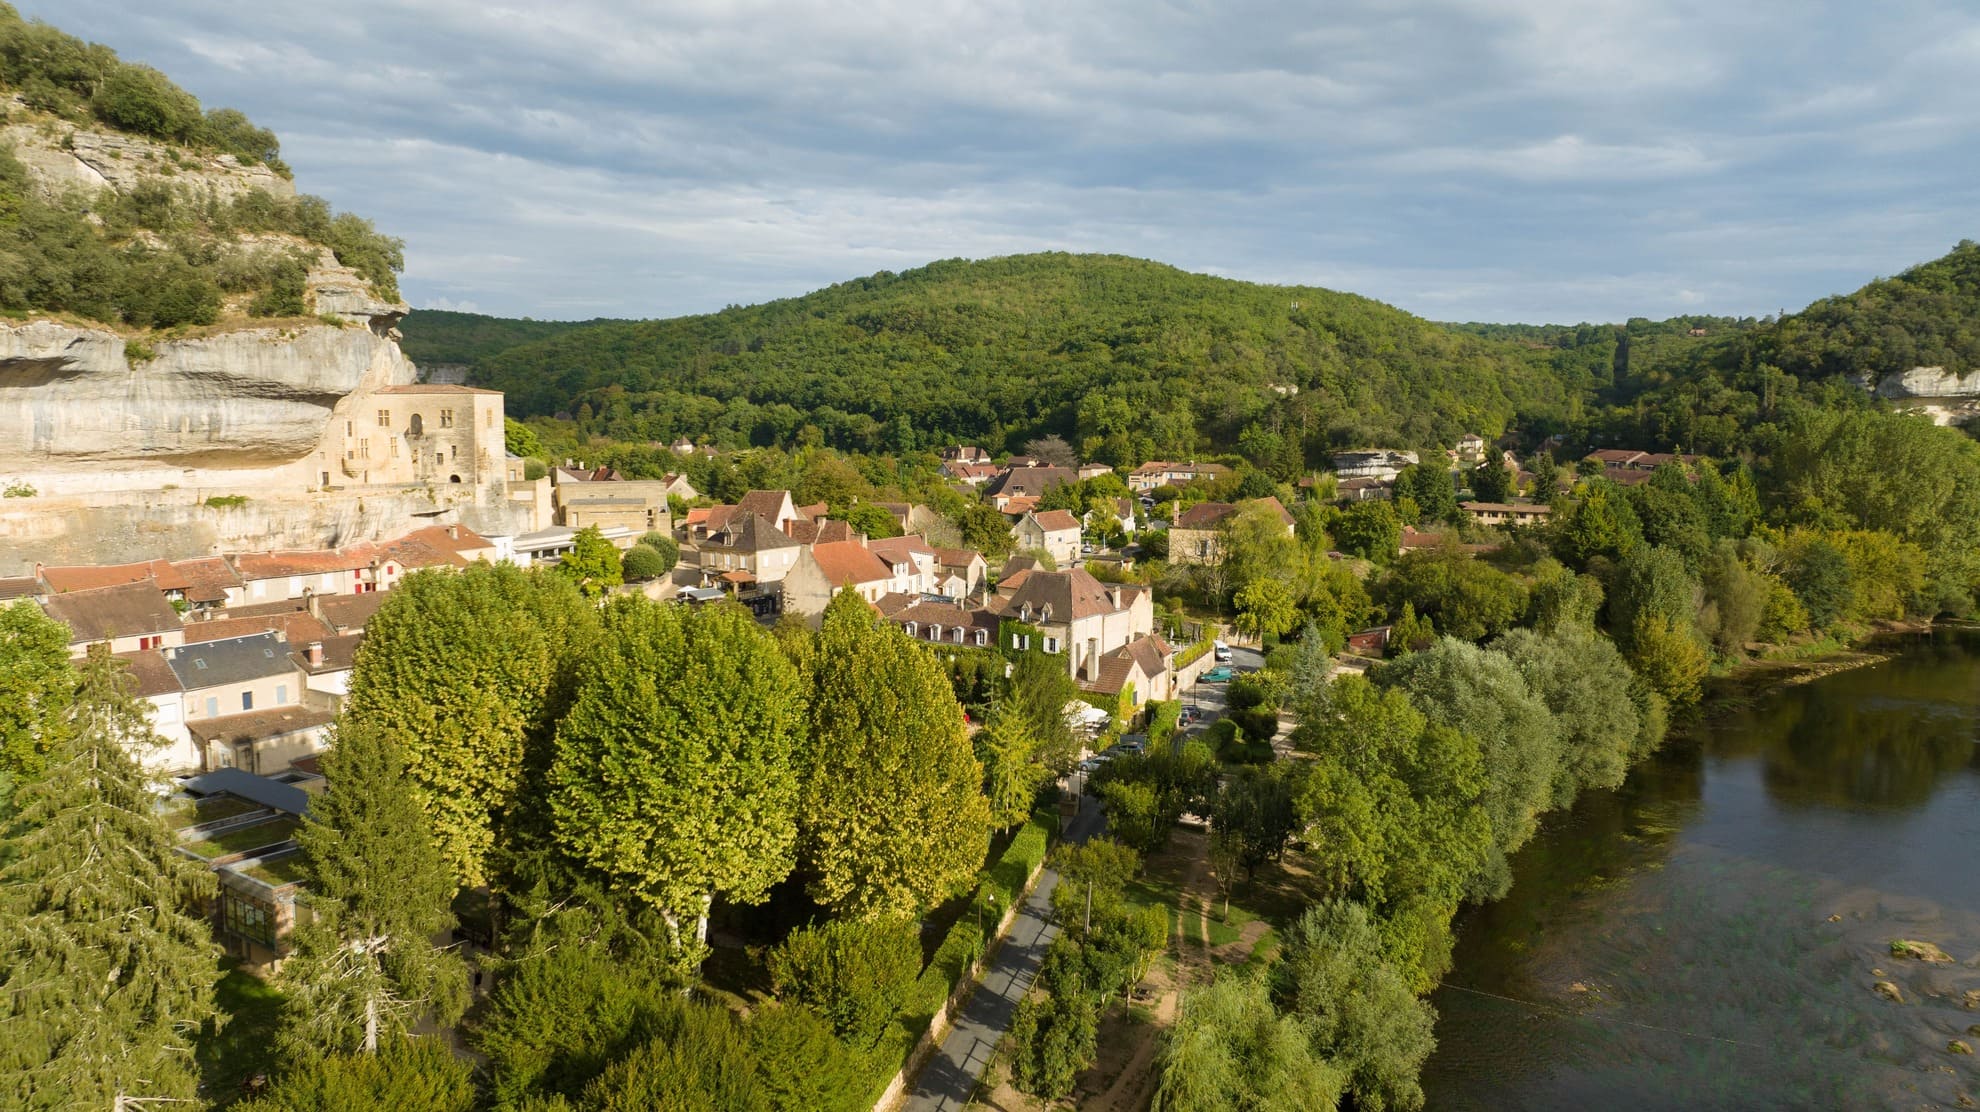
[[974, 630, 988, 646], [205, 697, 218, 718], [360, 439, 370, 460], [904, 622, 919, 637], [390, 439, 399, 458], [193, 658, 207, 671], [930, 625, 943, 641], [242, 691, 253, 712], [220, 891, 275, 947], [138, 635, 161, 651], [486, 409, 495, 428], [275, 684, 288, 704], [440, 408, 454, 428], [1013, 634, 1030, 651], [1044, 636, 1061, 654], [345, 420, 352, 436], [377, 409, 390, 427]]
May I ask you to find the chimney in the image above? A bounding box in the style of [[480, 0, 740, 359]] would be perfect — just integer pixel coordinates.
[[306, 641, 324, 667], [447, 525, 460, 540], [1108, 586, 1122, 610], [1085, 637, 1101, 683], [305, 591, 323, 621]]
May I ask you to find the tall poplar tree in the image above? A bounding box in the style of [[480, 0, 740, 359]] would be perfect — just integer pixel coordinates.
[[800, 591, 992, 919], [549, 598, 804, 963], [341, 563, 596, 890], [278, 719, 467, 1058], [0, 646, 218, 1109]]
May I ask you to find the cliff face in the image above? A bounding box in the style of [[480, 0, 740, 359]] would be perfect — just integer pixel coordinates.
[[1869, 367, 1980, 428], [0, 316, 410, 476]]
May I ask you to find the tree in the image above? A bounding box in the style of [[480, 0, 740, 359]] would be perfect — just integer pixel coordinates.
[[342, 563, 596, 891], [1023, 434, 1078, 467], [746, 1004, 872, 1112], [1379, 639, 1559, 897], [550, 598, 803, 961], [975, 701, 1047, 831], [280, 719, 467, 1058], [766, 917, 920, 1049], [1606, 544, 1699, 655], [954, 502, 1017, 561], [1552, 479, 1642, 569], [619, 542, 670, 581], [1784, 536, 1854, 629], [1152, 971, 1345, 1112], [1382, 546, 1526, 642], [1495, 626, 1641, 807], [800, 591, 991, 918], [1276, 900, 1436, 1112], [0, 601, 73, 804], [0, 647, 218, 1109], [1006, 651, 1080, 776], [1394, 463, 1458, 525], [505, 417, 542, 459], [1211, 767, 1298, 883], [1334, 500, 1401, 562], [1525, 558, 1604, 632], [1627, 613, 1709, 708], [1234, 576, 1299, 642], [1222, 500, 1304, 598], [834, 502, 902, 539], [1469, 459, 1513, 504], [557, 524, 625, 598], [577, 998, 767, 1111], [233, 1037, 475, 1112], [92, 63, 200, 138], [1697, 541, 1767, 655]]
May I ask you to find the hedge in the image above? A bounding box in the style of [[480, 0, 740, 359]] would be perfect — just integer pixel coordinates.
[[880, 810, 1057, 1099], [1174, 636, 1217, 669]]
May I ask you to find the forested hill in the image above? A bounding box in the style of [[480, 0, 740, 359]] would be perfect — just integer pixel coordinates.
[[396, 310, 620, 370], [431, 253, 1583, 463]]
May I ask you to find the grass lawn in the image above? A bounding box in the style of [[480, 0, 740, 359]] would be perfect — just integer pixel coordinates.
[[236, 854, 308, 887], [196, 963, 286, 1105], [184, 816, 301, 859], [166, 796, 263, 830]]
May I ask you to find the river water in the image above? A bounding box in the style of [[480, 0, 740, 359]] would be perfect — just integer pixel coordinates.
[[1420, 629, 1980, 1111]]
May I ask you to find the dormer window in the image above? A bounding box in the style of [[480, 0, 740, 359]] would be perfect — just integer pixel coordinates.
[[904, 622, 918, 637], [930, 624, 943, 641], [974, 630, 988, 646]]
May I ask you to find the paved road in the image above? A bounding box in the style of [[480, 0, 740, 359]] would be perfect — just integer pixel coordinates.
[[902, 797, 1107, 1112]]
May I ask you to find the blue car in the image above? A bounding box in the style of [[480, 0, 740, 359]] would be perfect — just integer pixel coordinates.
[[1203, 665, 1235, 683]]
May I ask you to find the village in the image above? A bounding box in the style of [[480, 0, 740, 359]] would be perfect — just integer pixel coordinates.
[[0, 370, 1693, 970]]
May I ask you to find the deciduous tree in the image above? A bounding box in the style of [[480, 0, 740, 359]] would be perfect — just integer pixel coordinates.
[[550, 598, 803, 961], [0, 600, 73, 807], [800, 592, 991, 918]]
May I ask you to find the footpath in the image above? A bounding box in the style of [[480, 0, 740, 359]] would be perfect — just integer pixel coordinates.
[[901, 798, 1105, 1111]]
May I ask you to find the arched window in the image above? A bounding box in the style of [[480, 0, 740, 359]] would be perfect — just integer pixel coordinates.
[[408, 413, 423, 436]]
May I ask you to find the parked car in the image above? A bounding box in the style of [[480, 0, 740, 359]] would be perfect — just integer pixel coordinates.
[[1178, 706, 1201, 725], [1203, 665, 1235, 683], [1213, 640, 1232, 662]]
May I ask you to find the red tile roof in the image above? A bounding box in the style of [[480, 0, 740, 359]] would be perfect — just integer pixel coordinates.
[[1031, 509, 1081, 533], [169, 557, 242, 603], [40, 559, 182, 594], [41, 582, 182, 642], [806, 541, 895, 586], [114, 649, 183, 698], [233, 550, 371, 579]]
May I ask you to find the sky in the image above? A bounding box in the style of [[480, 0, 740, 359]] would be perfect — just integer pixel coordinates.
[[30, 1, 1980, 324]]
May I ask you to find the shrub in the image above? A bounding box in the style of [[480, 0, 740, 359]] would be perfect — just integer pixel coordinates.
[[203, 494, 248, 509], [92, 63, 200, 140], [619, 543, 669, 582], [766, 917, 921, 1049], [746, 1004, 872, 1112]]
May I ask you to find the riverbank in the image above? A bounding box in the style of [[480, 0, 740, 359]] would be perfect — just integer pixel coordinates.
[[1690, 619, 1942, 723]]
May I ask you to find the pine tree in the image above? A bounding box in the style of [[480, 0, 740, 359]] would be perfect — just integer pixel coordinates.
[[0, 646, 219, 1109], [278, 718, 466, 1058], [548, 597, 804, 966], [0, 600, 76, 809], [800, 591, 992, 918]]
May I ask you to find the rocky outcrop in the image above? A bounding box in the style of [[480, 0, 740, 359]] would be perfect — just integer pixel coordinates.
[[0, 317, 409, 478], [1875, 367, 1980, 400], [3, 109, 294, 203], [1891, 939, 1956, 963]]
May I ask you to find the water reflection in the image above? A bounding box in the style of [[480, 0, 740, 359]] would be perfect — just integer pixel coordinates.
[[1423, 630, 1980, 1111]]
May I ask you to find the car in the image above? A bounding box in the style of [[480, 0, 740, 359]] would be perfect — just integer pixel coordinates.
[[1115, 738, 1145, 755], [1178, 706, 1201, 725], [1076, 757, 1103, 773], [1213, 640, 1232, 663], [1203, 665, 1235, 683]]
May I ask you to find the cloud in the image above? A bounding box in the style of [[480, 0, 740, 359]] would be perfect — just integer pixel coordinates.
[[23, 0, 1980, 323]]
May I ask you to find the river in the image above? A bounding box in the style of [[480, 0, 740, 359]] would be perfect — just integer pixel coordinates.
[[1420, 629, 1980, 1111]]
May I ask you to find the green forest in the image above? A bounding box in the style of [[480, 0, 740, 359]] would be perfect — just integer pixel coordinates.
[[409, 253, 1582, 461]]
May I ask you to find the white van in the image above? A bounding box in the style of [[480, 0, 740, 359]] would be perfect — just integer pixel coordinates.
[[1213, 640, 1231, 662]]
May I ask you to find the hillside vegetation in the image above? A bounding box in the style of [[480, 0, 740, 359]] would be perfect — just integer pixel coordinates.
[[0, 4, 403, 330], [397, 309, 617, 370], [445, 253, 1581, 464]]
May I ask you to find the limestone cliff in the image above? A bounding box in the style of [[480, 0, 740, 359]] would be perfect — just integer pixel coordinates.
[[1869, 367, 1980, 428]]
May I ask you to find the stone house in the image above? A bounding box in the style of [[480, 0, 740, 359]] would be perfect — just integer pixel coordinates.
[[167, 631, 327, 775], [40, 581, 186, 657], [329, 383, 504, 490], [695, 511, 804, 588], [1461, 501, 1553, 528], [781, 541, 900, 618], [1012, 509, 1083, 567], [990, 568, 1154, 686], [1127, 460, 1229, 492], [984, 467, 1079, 510], [1167, 496, 1295, 566]]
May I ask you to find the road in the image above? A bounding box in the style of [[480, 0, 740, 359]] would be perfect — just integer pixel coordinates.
[[900, 793, 1107, 1112]]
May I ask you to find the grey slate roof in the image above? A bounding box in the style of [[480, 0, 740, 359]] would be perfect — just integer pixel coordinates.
[[165, 631, 295, 689], [182, 767, 312, 817]]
